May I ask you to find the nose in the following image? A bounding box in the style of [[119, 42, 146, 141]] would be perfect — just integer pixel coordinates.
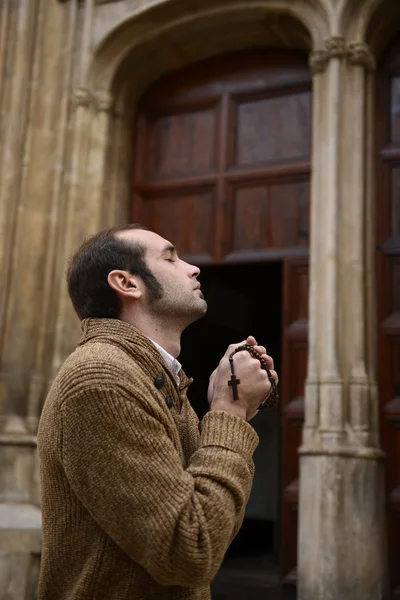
[[188, 262, 200, 278]]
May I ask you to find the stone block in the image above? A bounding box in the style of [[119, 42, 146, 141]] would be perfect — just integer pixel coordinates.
[[0, 503, 41, 600]]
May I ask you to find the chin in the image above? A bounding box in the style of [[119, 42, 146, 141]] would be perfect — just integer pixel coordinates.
[[198, 297, 207, 312], [188, 301, 207, 325]]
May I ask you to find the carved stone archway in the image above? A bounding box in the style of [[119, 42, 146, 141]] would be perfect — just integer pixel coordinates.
[[51, 0, 329, 376], [88, 0, 328, 91]]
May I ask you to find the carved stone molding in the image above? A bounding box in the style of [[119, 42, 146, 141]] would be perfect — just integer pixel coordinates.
[[73, 86, 93, 108], [326, 35, 347, 59], [347, 41, 376, 71], [309, 49, 329, 75], [72, 88, 114, 113], [309, 37, 345, 75], [95, 91, 114, 113], [309, 38, 376, 75]]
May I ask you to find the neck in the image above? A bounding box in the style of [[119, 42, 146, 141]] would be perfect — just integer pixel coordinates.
[[120, 310, 182, 358]]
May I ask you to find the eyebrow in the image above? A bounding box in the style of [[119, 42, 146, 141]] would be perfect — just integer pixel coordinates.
[[161, 244, 177, 256]]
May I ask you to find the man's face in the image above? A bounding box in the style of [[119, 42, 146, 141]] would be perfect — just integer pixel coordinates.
[[118, 229, 207, 325]]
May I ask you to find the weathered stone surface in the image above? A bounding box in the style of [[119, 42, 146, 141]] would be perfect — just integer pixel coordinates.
[[298, 453, 387, 600], [0, 503, 41, 600], [0, 553, 40, 600], [0, 444, 36, 503]]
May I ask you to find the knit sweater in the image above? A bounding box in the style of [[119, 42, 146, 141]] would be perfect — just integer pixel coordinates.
[[37, 318, 259, 600]]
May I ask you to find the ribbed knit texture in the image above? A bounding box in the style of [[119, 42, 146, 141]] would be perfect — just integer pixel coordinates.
[[37, 318, 259, 600]]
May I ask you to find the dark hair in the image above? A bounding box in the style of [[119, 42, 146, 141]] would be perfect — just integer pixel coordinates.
[[67, 224, 163, 320]]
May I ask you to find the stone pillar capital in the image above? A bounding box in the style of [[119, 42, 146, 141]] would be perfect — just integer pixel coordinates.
[[325, 35, 347, 59], [308, 50, 329, 75], [347, 41, 376, 71], [309, 38, 376, 75], [95, 90, 114, 113], [72, 88, 115, 113], [73, 86, 93, 108], [308, 36, 346, 75]]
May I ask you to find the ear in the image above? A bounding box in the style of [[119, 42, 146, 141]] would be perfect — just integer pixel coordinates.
[[107, 270, 142, 300]]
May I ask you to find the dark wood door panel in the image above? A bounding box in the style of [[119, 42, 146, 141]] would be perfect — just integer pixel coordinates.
[[232, 90, 311, 168], [225, 178, 310, 257], [376, 34, 400, 599], [133, 50, 311, 266], [145, 106, 219, 180], [144, 189, 217, 262], [280, 259, 308, 581]]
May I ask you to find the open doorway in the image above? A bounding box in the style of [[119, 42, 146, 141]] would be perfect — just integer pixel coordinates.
[[180, 261, 282, 593]]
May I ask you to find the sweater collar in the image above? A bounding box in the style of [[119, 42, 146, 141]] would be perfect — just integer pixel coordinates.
[[80, 317, 153, 347], [78, 318, 192, 391]]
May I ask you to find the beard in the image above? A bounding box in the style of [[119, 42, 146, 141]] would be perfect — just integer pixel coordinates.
[[145, 274, 207, 326]]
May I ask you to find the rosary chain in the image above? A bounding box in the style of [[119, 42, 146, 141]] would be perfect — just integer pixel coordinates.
[[228, 344, 279, 410]]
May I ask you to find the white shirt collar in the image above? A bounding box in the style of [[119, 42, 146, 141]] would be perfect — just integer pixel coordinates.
[[150, 340, 182, 386]]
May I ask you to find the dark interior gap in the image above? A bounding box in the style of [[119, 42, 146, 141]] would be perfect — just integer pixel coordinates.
[[180, 261, 282, 563]]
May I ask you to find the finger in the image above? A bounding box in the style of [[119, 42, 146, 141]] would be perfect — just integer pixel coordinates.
[[247, 337, 268, 356], [209, 368, 217, 381], [254, 344, 267, 356], [260, 354, 274, 370], [223, 340, 251, 359], [270, 369, 279, 384]]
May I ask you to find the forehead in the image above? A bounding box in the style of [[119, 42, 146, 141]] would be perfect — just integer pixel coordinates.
[[116, 229, 173, 256]]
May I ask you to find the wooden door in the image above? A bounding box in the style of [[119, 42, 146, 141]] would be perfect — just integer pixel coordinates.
[[376, 35, 400, 598], [131, 49, 311, 581], [280, 258, 309, 583]]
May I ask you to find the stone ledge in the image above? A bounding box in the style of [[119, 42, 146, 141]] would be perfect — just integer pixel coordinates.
[[299, 444, 385, 460], [0, 504, 41, 531], [0, 435, 37, 447]]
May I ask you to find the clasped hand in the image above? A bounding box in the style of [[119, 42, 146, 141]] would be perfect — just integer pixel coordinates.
[[208, 336, 279, 422]]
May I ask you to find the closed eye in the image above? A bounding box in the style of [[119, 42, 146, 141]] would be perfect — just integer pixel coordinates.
[[161, 243, 178, 262]]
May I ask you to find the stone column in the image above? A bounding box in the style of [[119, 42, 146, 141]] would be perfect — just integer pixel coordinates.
[[298, 38, 387, 600], [0, 0, 40, 429], [0, 0, 77, 595], [51, 87, 113, 380]]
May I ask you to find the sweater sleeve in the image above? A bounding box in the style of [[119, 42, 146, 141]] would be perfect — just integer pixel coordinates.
[[61, 387, 258, 588]]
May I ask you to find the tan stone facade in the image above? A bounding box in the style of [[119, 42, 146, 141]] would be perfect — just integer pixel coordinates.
[[0, 0, 399, 598]]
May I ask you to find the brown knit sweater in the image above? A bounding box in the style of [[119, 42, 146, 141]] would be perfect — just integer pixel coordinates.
[[37, 318, 259, 600]]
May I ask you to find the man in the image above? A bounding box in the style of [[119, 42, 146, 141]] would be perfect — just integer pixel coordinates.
[[37, 224, 278, 600]]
